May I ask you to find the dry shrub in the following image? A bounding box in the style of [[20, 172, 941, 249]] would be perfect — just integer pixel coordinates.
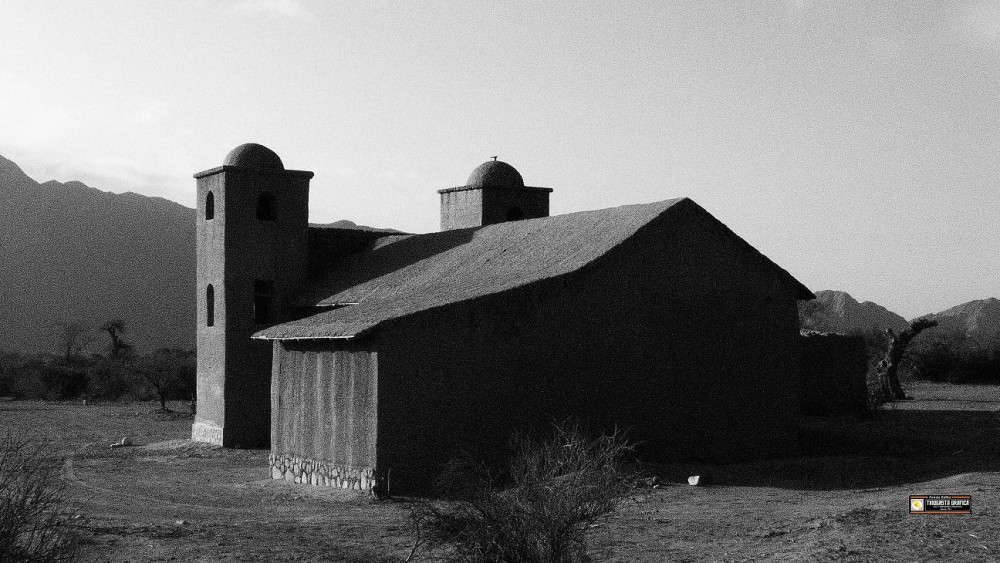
[[410, 422, 634, 563], [904, 328, 1000, 384], [0, 434, 79, 562]]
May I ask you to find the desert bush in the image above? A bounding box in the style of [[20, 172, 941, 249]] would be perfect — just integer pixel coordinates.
[[0, 353, 50, 400], [39, 362, 89, 400], [0, 354, 13, 397], [0, 348, 197, 404], [83, 357, 138, 401], [0, 354, 21, 398], [0, 434, 79, 561], [904, 328, 1000, 383], [132, 349, 196, 410], [410, 422, 635, 563], [0, 353, 135, 401], [1, 354, 102, 401]]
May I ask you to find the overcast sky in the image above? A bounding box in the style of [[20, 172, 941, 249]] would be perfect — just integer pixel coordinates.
[[1, 1, 997, 318]]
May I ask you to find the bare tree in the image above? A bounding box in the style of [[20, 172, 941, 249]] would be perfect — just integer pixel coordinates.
[[873, 317, 938, 405], [100, 319, 132, 359], [60, 323, 94, 360], [133, 349, 195, 411]]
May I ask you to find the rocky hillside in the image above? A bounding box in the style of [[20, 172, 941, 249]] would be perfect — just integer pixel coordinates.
[[920, 298, 1000, 345], [0, 155, 195, 354], [799, 290, 910, 334]]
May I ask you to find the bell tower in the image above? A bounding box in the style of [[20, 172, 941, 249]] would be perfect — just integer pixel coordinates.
[[192, 143, 314, 447]]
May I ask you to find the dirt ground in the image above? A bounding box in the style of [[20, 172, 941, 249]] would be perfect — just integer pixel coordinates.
[[2, 381, 999, 562]]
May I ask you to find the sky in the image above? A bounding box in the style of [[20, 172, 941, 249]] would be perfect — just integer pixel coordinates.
[[0, 0, 997, 319]]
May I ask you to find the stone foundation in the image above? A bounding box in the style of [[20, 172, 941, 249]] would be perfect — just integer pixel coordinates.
[[191, 420, 223, 446], [268, 453, 376, 491]]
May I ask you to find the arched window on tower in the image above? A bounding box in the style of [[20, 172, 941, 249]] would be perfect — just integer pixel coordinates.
[[206, 284, 215, 327], [205, 192, 215, 220], [256, 192, 277, 221], [506, 206, 525, 221]]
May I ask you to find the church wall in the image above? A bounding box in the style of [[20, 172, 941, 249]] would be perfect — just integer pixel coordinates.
[[269, 339, 378, 490], [374, 204, 803, 490]]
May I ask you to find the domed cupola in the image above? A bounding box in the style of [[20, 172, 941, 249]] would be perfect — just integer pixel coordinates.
[[438, 158, 553, 231], [465, 160, 525, 189], [223, 143, 285, 171]]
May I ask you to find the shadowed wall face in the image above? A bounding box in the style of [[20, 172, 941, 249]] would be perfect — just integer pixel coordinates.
[[800, 333, 868, 416], [375, 204, 804, 489], [481, 187, 551, 226]]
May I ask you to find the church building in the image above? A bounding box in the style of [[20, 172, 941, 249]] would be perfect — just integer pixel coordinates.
[[192, 143, 814, 492]]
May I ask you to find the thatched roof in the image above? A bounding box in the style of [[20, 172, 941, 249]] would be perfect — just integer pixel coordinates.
[[254, 197, 812, 340]]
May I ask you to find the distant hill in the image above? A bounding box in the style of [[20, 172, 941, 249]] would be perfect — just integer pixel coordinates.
[[920, 298, 1000, 345], [0, 154, 195, 354], [799, 290, 910, 334], [310, 219, 404, 233]]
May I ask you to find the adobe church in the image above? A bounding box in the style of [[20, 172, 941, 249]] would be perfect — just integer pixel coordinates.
[[192, 143, 814, 491]]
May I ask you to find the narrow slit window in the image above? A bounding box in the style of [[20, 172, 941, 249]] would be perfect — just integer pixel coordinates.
[[205, 192, 215, 220], [206, 284, 215, 327], [256, 192, 277, 221], [254, 280, 274, 324]]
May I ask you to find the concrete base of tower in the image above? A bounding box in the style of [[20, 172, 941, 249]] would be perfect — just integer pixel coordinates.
[[191, 419, 224, 446], [191, 418, 270, 448]]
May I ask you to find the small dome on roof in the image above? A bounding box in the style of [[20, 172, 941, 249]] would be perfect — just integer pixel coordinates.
[[223, 143, 284, 170], [466, 159, 524, 189]]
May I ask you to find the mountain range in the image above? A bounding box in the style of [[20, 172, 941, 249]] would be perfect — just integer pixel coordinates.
[[800, 290, 1000, 345], [798, 290, 910, 334], [1, 153, 995, 354], [920, 298, 1000, 345], [0, 155, 194, 354], [0, 155, 402, 355]]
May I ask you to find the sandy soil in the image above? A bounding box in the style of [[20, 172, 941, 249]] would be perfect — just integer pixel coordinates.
[[2, 381, 998, 562]]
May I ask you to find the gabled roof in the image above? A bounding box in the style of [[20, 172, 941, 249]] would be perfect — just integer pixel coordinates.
[[254, 198, 812, 341]]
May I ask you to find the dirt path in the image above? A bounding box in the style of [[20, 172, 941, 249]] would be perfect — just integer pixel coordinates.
[[2, 386, 999, 561]]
